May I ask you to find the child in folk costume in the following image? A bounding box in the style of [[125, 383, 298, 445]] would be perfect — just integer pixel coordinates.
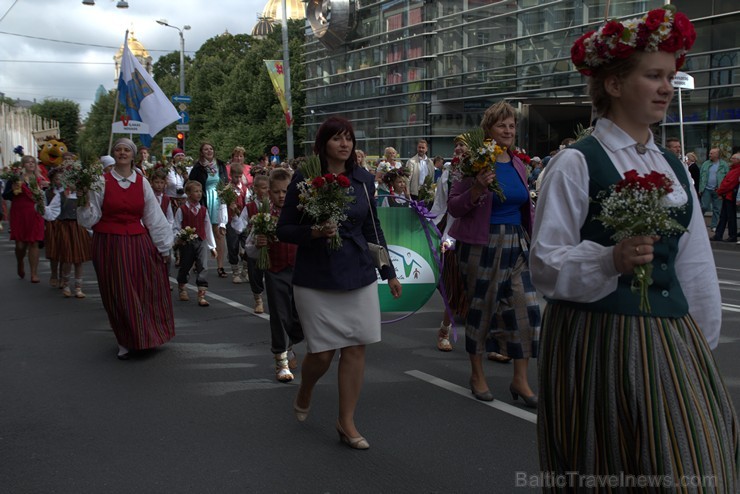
[[237, 168, 303, 382], [150, 168, 175, 275], [174, 180, 219, 307], [44, 168, 65, 287], [150, 168, 175, 227], [46, 181, 92, 298], [243, 174, 269, 314], [379, 169, 410, 207], [530, 6, 738, 489], [225, 161, 250, 284]]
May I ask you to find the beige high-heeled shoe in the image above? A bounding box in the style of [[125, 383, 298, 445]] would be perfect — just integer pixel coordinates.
[[293, 397, 310, 422], [336, 421, 369, 450]]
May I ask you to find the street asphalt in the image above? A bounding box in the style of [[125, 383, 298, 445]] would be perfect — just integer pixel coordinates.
[[1, 229, 738, 493]]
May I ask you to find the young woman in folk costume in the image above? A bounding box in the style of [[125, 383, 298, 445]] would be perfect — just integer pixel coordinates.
[[530, 6, 738, 490]]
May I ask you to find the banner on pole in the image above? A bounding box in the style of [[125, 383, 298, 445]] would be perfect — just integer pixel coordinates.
[[264, 60, 293, 127], [375, 207, 440, 313]]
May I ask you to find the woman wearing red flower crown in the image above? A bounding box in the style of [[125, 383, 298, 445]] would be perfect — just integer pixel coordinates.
[[277, 116, 402, 450], [531, 5, 737, 489]]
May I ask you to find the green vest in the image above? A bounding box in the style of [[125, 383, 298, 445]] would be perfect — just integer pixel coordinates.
[[552, 136, 693, 317]]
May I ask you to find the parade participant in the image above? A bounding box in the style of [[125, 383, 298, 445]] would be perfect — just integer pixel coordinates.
[[530, 7, 737, 489], [244, 174, 269, 313], [448, 101, 539, 407], [2, 155, 47, 282], [230, 146, 252, 188], [77, 137, 175, 360], [428, 136, 469, 352], [713, 152, 740, 243], [44, 168, 65, 287], [189, 142, 228, 277], [379, 169, 410, 207], [136, 146, 153, 175], [225, 160, 250, 283], [166, 148, 190, 199], [150, 168, 174, 227], [407, 139, 433, 200], [277, 116, 401, 450], [174, 180, 218, 307], [238, 168, 303, 382], [45, 170, 92, 298]]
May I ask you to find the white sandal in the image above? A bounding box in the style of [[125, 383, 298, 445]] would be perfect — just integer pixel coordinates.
[[275, 353, 294, 382], [437, 323, 453, 352]]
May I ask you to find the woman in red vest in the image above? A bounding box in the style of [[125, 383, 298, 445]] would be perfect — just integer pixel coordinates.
[[78, 138, 175, 360]]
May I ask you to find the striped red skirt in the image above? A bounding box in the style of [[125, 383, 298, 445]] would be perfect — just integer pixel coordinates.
[[92, 232, 175, 350], [55, 220, 92, 263], [45, 221, 58, 260]]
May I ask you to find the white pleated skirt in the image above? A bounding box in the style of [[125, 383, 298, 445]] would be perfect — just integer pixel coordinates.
[[293, 283, 381, 353]]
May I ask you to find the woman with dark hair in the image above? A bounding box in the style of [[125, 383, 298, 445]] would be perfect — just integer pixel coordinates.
[[189, 142, 228, 277], [531, 6, 737, 488], [277, 116, 402, 450]]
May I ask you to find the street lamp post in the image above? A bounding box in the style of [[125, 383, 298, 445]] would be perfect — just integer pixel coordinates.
[[156, 20, 190, 96]]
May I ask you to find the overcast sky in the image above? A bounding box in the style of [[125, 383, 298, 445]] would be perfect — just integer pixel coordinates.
[[0, 0, 274, 117]]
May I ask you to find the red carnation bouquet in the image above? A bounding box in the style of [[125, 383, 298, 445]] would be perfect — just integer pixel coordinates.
[[296, 155, 354, 249], [596, 169, 687, 313]]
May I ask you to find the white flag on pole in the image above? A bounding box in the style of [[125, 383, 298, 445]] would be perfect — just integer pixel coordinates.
[[117, 31, 180, 138]]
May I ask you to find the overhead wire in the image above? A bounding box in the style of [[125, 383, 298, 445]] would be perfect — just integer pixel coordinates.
[[0, 30, 195, 54], [0, 0, 20, 24]]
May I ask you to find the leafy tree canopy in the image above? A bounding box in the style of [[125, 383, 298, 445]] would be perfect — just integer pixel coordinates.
[[31, 99, 80, 152]]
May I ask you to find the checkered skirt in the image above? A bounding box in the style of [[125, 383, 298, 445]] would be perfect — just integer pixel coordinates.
[[456, 224, 540, 357]]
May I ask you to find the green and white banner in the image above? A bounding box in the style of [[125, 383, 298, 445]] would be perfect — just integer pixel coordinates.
[[376, 207, 440, 313]]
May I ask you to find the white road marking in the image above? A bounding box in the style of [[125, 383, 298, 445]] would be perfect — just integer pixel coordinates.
[[723, 303, 740, 313], [170, 277, 269, 321], [405, 369, 538, 424]]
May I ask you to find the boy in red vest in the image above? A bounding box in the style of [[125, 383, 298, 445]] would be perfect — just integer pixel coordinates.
[[237, 168, 303, 381], [174, 180, 217, 306]]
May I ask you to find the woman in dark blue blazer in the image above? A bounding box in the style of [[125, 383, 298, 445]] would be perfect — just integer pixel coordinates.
[[277, 116, 401, 450]]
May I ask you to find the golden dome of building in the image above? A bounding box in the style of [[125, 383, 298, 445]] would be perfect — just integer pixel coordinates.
[[252, 16, 277, 38], [261, 0, 305, 21], [113, 31, 153, 82]]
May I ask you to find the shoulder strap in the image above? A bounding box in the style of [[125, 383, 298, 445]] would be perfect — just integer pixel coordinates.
[[362, 183, 381, 244]]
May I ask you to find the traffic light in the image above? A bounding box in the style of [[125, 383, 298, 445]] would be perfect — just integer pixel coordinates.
[[177, 132, 185, 149]]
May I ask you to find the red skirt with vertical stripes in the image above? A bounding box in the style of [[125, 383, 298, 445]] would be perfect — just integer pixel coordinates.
[[91, 232, 175, 350], [55, 220, 92, 263]]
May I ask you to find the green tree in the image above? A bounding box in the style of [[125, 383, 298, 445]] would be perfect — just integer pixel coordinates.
[[77, 90, 116, 164], [31, 99, 81, 152]]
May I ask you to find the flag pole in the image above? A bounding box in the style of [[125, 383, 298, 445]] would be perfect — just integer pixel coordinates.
[[108, 30, 129, 155]]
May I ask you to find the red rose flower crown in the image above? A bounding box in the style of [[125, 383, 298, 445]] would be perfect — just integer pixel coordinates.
[[571, 4, 696, 76]]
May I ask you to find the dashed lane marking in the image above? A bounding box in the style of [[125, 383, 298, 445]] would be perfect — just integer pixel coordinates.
[[405, 369, 538, 424]]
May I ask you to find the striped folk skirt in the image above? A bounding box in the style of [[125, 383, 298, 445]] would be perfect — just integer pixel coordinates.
[[440, 248, 469, 318], [54, 219, 92, 263], [45, 221, 58, 260], [92, 232, 175, 350], [456, 224, 540, 358], [538, 303, 739, 492]]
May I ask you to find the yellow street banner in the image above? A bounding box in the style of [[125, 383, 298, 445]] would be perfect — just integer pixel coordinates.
[[264, 60, 292, 127]]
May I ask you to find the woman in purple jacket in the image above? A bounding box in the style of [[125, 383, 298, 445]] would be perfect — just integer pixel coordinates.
[[448, 100, 539, 407]]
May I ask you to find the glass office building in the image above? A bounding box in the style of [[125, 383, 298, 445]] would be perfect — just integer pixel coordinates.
[[302, 1, 739, 161]]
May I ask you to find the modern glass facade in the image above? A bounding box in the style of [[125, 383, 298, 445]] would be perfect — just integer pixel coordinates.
[[302, 0, 739, 161]]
